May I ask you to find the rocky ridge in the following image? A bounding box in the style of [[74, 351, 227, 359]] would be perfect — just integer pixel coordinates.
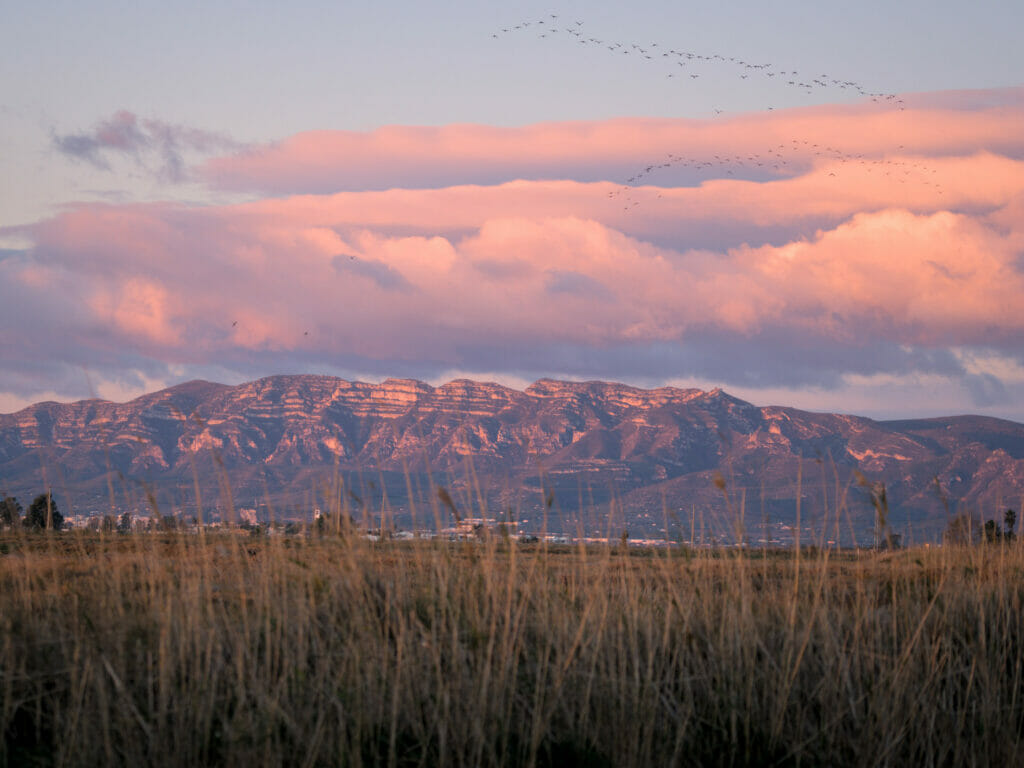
[[2, 375, 1023, 542]]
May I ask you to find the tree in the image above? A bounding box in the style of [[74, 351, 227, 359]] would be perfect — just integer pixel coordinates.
[[116, 512, 132, 534], [944, 511, 982, 546], [983, 519, 1002, 543], [1005, 509, 1017, 542], [22, 493, 63, 531], [0, 495, 22, 528]]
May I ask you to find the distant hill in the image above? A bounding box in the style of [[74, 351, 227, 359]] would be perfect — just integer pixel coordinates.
[[2, 375, 1023, 544]]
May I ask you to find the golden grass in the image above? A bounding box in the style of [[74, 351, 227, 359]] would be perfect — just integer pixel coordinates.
[[1, 528, 1023, 766]]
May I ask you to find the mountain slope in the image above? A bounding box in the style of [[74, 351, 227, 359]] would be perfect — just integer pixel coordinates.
[[2, 375, 1022, 542]]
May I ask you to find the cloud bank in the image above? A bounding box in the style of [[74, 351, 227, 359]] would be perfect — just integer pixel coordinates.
[[7, 89, 1024, 419], [202, 88, 1024, 194]]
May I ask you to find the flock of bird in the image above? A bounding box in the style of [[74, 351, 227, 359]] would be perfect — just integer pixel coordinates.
[[607, 140, 945, 210], [492, 15, 907, 112], [491, 15, 942, 209]]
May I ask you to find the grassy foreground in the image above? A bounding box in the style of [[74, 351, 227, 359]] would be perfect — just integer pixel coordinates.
[[2, 531, 1023, 767]]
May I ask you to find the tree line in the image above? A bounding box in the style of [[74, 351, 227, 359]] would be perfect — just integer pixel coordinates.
[[944, 508, 1017, 545], [1, 492, 64, 530]]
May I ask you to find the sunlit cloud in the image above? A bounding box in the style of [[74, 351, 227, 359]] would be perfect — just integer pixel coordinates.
[[4, 89, 1023, 419], [202, 88, 1024, 195]]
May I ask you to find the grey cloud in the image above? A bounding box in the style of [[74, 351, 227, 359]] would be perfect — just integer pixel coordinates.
[[648, 220, 825, 255], [472, 258, 533, 280], [964, 373, 1010, 407], [544, 270, 612, 300], [206, 152, 799, 198], [447, 336, 968, 393], [331, 255, 411, 291], [53, 133, 114, 169], [53, 111, 148, 168], [681, 333, 966, 388], [52, 110, 240, 182]]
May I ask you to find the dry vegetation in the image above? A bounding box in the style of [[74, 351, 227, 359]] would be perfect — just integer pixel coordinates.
[[2, 527, 1023, 767]]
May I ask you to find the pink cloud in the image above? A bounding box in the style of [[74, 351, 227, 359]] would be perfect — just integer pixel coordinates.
[[88, 277, 181, 346], [737, 207, 1024, 343], [15, 190, 1024, 361], [202, 90, 1024, 195], [5, 88, 1024, 415]]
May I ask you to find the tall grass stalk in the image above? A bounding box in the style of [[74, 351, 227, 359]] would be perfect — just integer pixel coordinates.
[[2, 525, 1023, 766]]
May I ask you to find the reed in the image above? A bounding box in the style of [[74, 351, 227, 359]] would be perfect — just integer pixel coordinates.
[[1, 524, 1022, 766]]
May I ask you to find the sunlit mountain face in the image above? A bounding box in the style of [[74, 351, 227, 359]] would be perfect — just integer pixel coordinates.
[[3, 375, 1021, 544]]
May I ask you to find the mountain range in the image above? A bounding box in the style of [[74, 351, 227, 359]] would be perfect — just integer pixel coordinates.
[[2, 375, 1023, 544]]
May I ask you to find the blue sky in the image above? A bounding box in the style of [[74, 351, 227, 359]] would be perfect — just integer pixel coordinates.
[[4, 0, 1022, 230]]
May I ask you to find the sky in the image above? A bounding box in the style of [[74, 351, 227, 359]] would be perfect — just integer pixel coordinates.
[[2, 0, 1024, 421]]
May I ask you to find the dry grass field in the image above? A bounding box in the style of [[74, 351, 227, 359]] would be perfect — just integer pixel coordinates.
[[2, 527, 1023, 766]]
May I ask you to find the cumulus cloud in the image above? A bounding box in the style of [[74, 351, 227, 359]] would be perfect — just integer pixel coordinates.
[[52, 110, 240, 182], [332, 254, 411, 292], [6, 89, 1024, 419], [545, 270, 613, 300], [9, 197, 1024, 381]]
